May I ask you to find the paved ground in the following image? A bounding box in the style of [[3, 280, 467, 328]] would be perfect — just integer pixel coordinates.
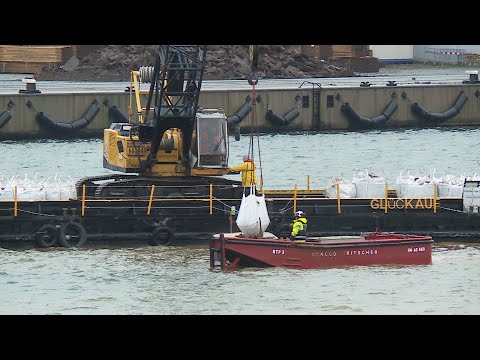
[[0, 64, 477, 94]]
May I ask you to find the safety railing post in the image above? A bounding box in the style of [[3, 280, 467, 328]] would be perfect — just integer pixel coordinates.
[[384, 182, 388, 214], [210, 183, 213, 215], [147, 185, 155, 215], [14, 185, 17, 217], [82, 184, 86, 217], [294, 184, 297, 213], [336, 183, 341, 214]]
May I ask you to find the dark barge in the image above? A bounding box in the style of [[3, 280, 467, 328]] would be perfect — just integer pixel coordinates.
[[1, 180, 480, 249]]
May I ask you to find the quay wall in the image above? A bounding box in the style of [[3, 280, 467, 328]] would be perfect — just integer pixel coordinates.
[[1, 83, 480, 139]]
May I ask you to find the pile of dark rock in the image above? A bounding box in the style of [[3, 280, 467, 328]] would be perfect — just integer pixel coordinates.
[[36, 45, 355, 82]]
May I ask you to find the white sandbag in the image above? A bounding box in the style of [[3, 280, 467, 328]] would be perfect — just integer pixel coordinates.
[[402, 176, 436, 198], [437, 183, 463, 198], [325, 177, 356, 198], [15, 187, 30, 201], [437, 174, 465, 198], [59, 178, 77, 200], [396, 169, 415, 198], [45, 183, 62, 200], [352, 169, 387, 198], [28, 185, 46, 201], [236, 188, 270, 237], [0, 186, 14, 201]]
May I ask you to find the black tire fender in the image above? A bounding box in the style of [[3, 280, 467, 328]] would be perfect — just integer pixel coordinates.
[[35, 224, 59, 248], [149, 227, 174, 246], [59, 221, 88, 248]]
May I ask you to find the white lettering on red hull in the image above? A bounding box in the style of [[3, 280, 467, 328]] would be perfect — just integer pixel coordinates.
[[407, 247, 426, 253], [346, 249, 379, 256], [312, 251, 337, 257]]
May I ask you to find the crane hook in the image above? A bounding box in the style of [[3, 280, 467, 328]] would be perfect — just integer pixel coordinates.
[[248, 45, 260, 86], [249, 45, 259, 73]]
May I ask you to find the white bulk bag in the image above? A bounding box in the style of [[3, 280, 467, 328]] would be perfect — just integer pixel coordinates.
[[16, 187, 30, 201], [325, 177, 356, 198], [0, 186, 14, 201], [396, 169, 415, 198], [437, 174, 465, 198], [352, 169, 386, 198], [45, 182, 62, 200], [402, 176, 435, 198], [236, 187, 270, 237], [28, 185, 46, 201], [59, 178, 77, 200]]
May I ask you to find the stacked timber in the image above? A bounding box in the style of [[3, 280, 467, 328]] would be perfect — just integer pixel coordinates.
[[329, 45, 379, 73], [0, 45, 73, 74], [331, 45, 370, 58], [299, 45, 379, 73]]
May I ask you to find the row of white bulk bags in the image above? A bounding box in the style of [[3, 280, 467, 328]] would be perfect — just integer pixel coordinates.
[[0, 185, 46, 200], [436, 173, 480, 198], [0, 173, 77, 201], [396, 169, 477, 198], [322, 169, 480, 199], [324, 170, 386, 198]]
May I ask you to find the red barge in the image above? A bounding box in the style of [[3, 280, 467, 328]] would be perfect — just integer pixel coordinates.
[[210, 232, 433, 270]]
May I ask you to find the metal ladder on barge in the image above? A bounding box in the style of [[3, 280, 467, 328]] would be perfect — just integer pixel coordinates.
[[210, 234, 225, 270], [210, 234, 241, 270]]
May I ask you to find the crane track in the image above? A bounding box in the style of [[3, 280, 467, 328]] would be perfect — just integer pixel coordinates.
[[75, 173, 140, 198], [77, 174, 243, 199]]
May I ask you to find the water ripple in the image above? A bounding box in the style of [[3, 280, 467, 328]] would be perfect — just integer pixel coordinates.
[[2, 130, 480, 314]]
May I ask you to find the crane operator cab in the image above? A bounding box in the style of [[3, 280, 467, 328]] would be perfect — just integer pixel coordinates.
[[192, 108, 228, 169]]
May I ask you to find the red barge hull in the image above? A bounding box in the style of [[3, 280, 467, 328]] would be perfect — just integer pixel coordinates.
[[210, 232, 433, 269]]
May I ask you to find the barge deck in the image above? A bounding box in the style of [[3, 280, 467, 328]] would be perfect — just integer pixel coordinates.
[[1, 181, 480, 249]]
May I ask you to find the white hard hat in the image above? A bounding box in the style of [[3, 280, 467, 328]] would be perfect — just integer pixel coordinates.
[[295, 210, 305, 217]]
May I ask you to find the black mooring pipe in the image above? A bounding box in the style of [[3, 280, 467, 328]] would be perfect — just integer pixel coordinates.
[[341, 98, 398, 127], [0, 100, 15, 129], [35, 99, 101, 133], [411, 91, 468, 122], [0, 111, 12, 129], [265, 108, 300, 126], [227, 100, 252, 126], [103, 99, 129, 123]]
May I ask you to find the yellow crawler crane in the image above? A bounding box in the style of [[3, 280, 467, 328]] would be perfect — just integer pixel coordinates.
[[104, 45, 231, 176], [78, 45, 242, 199]]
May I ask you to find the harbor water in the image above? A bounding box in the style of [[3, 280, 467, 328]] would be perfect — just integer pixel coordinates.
[[1, 129, 479, 315]]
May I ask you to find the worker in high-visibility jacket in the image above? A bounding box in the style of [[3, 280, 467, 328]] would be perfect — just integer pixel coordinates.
[[229, 154, 258, 195], [290, 210, 308, 241]]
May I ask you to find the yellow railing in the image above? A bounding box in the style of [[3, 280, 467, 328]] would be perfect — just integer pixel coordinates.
[[3, 178, 444, 218]]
